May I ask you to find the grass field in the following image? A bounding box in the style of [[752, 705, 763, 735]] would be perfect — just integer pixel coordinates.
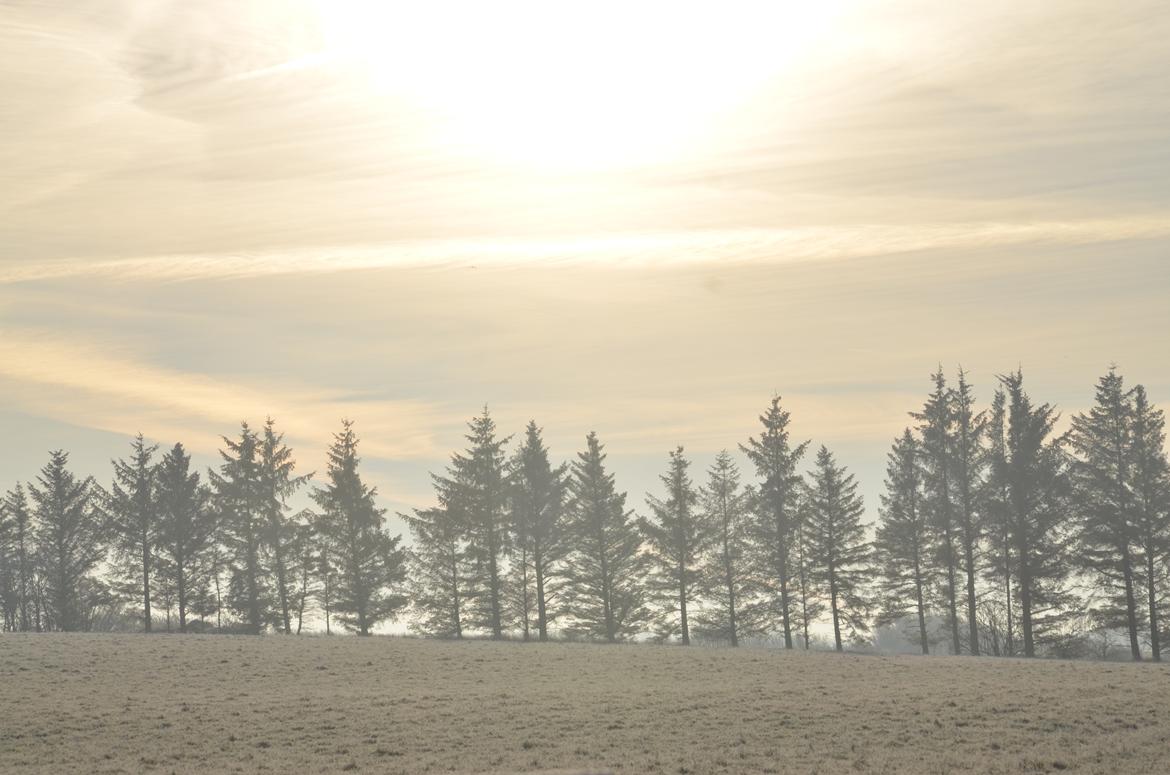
[[1, 634, 1169, 774]]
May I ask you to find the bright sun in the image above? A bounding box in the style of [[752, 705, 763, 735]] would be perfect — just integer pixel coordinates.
[[315, 1, 847, 172]]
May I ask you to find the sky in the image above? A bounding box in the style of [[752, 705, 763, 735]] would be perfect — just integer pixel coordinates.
[[2, 0, 1169, 528]]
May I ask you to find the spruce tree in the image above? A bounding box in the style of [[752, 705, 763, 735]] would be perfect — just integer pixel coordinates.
[[405, 504, 473, 638], [211, 422, 270, 633], [433, 409, 511, 638], [911, 369, 963, 654], [951, 370, 987, 655], [791, 498, 825, 650], [290, 514, 318, 635], [982, 388, 1018, 656], [993, 370, 1074, 657], [874, 429, 934, 654], [108, 434, 159, 632], [693, 451, 765, 646], [155, 443, 216, 633], [1068, 368, 1143, 660], [562, 432, 647, 642], [0, 497, 14, 631], [805, 446, 870, 652], [312, 420, 407, 635], [29, 451, 106, 631], [1128, 385, 1170, 661], [258, 418, 312, 634], [508, 421, 569, 641], [741, 396, 808, 649], [639, 447, 706, 644], [0, 486, 33, 630]]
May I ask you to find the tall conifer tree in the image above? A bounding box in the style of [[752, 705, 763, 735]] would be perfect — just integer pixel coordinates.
[[993, 371, 1074, 657], [508, 421, 569, 641], [693, 451, 765, 646], [108, 434, 159, 632], [29, 451, 106, 631], [1130, 385, 1170, 661], [639, 447, 706, 644], [258, 418, 311, 635], [405, 504, 473, 638], [951, 370, 987, 655], [434, 409, 511, 638], [211, 422, 269, 633], [912, 369, 963, 654], [562, 432, 647, 642], [874, 429, 934, 654], [312, 421, 407, 635], [1, 485, 35, 630], [805, 446, 870, 652], [155, 443, 216, 633], [1069, 368, 1144, 660], [741, 396, 808, 649]]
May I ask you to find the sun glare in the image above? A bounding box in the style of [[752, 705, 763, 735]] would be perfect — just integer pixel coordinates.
[[316, 1, 846, 171]]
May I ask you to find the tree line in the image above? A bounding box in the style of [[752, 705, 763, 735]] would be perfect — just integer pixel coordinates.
[[0, 366, 1167, 661]]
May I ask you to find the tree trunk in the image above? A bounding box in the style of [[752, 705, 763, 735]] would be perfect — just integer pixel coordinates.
[[142, 542, 152, 634], [777, 531, 793, 649], [943, 526, 961, 655], [964, 541, 978, 656], [520, 545, 531, 642], [1121, 548, 1142, 661], [177, 563, 187, 634], [829, 564, 842, 652], [678, 562, 690, 646], [274, 541, 291, 635], [488, 530, 502, 640], [449, 541, 463, 639], [1003, 530, 1014, 657], [534, 549, 548, 642], [724, 533, 738, 648], [1147, 551, 1162, 662], [1018, 539, 1034, 658], [913, 551, 929, 656]]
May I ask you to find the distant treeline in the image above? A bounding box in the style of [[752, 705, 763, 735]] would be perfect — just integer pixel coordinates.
[[1, 367, 1167, 662]]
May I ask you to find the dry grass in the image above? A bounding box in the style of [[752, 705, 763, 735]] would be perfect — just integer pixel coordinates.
[[1, 633, 1169, 774]]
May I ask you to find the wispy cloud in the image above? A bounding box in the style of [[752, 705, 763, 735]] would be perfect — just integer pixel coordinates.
[[5, 216, 1169, 285], [0, 330, 446, 460]]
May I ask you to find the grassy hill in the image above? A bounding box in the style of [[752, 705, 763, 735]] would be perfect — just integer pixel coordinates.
[[1, 633, 1167, 773]]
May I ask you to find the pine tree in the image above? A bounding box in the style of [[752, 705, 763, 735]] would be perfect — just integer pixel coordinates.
[[692, 451, 766, 646], [28, 451, 106, 631], [912, 369, 963, 655], [312, 420, 407, 635], [741, 396, 809, 649], [317, 536, 339, 635], [951, 370, 987, 655], [0, 497, 14, 631], [562, 432, 647, 642], [1129, 385, 1170, 661], [108, 434, 159, 632], [874, 429, 934, 654], [211, 422, 270, 633], [805, 446, 871, 652], [433, 409, 511, 638], [290, 514, 318, 635], [258, 418, 312, 635], [405, 504, 473, 638], [1068, 368, 1143, 660], [508, 421, 569, 641], [994, 370, 1075, 657], [982, 388, 1018, 656], [155, 443, 216, 633], [639, 447, 707, 644], [791, 498, 825, 650]]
